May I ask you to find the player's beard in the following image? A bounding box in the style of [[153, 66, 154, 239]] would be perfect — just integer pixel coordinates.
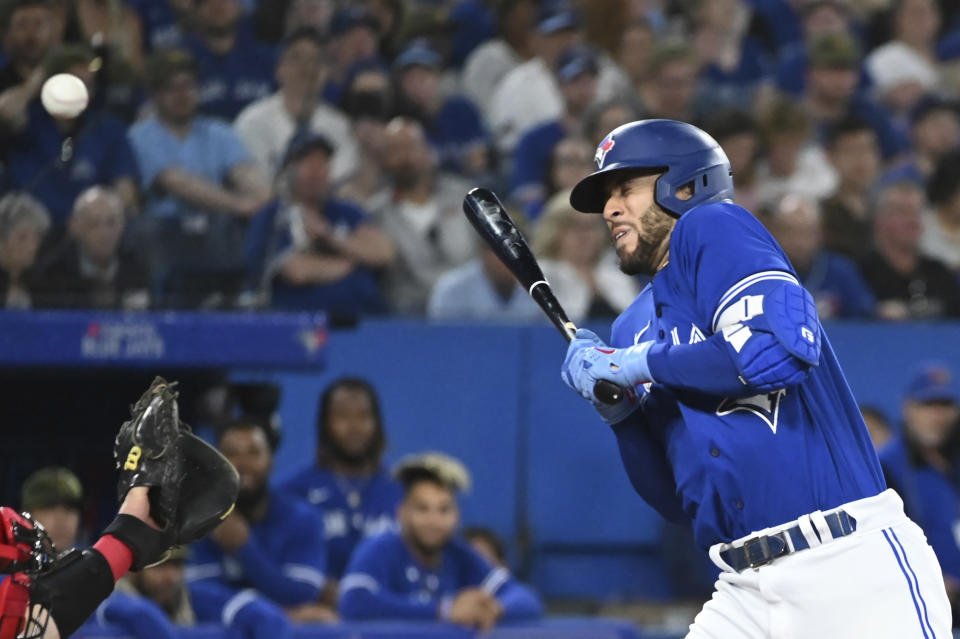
[[236, 480, 269, 518], [327, 434, 379, 469], [616, 204, 676, 276]]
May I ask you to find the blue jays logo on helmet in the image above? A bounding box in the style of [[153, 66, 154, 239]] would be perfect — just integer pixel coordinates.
[[595, 135, 615, 168], [571, 119, 734, 217]]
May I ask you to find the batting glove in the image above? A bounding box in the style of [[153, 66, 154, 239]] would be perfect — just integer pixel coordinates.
[[561, 328, 653, 423]]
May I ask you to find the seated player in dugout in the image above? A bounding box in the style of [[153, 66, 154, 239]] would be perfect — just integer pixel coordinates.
[[187, 417, 334, 627], [338, 453, 543, 630], [281, 377, 402, 603], [20, 467, 85, 551]]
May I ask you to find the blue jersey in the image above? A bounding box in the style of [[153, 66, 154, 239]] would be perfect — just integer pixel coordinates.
[[186, 489, 326, 614], [610, 201, 885, 549], [338, 531, 542, 621], [879, 435, 960, 580], [280, 466, 402, 579], [183, 22, 277, 121], [7, 104, 139, 225]]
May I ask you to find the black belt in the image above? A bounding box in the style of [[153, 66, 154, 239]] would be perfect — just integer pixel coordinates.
[[719, 510, 857, 571]]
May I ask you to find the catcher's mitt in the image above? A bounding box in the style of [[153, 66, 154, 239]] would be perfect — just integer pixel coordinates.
[[110, 377, 238, 569]]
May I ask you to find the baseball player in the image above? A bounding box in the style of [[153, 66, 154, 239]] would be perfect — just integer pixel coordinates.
[[561, 119, 952, 637], [338, 453, 543, 630]]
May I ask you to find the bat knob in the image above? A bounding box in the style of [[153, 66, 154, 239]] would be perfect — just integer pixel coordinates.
[[594, 380, 622, 404]]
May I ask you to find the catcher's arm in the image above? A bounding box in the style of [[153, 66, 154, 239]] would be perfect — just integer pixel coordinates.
[[30, 488, 162, 639]]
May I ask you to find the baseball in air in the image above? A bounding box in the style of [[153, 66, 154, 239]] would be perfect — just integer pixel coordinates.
[[40, 73, 88, 119]]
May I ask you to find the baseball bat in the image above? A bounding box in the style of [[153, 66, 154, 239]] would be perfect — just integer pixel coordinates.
[[462, 187, 623, 405]]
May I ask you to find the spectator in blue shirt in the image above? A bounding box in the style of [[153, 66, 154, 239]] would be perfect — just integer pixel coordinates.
[[5, 45, 139, 229], [282, 377, 403, 600], [879, 363, 960, 627], [188, 416, 334, 625], [510, 45, 598, 210], [394, 40, 491, 179], [773, 0, 863, 96], [246, 132, 393, 315], [182, 0, 277, 120], [339, 452, 543, 629], [765, 193, 875, 318], [128, 48, 270, 306]]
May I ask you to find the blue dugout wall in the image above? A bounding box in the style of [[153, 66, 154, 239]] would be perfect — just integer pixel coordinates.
[[244, 319, 960, 601]]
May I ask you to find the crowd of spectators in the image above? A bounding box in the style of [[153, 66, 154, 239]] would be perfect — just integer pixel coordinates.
[[1, 0, 960, 320]]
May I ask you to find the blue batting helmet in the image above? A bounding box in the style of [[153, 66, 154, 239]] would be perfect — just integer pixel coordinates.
[[570, 119, 734, 216]]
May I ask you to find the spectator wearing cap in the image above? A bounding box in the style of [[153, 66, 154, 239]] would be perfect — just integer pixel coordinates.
[[487, 1, 582, 153], [922, 150, 960, 272], [20, 466, 84, 551], [335, 59, 396, 208], [245, 132, 392, 316], [509, 45, 598, 213], [32, 186, 150, 310], [367, 118, 477, 315], [181, 0, 277, 121], [879, 363, 960, 627], [802, 31, 907, 159], [820, 116, 880, 262], [765, 194, 875, 318], [234, 28, 360, 185], [0, 191, 49, 309], [773, 0, 861, 96], [394, 40, 491, 179], [859, 180, 960, 320], [338, 452, 542, 628], [461, 0, 536, 114], [4, 44, 140, 229], [188, 417, 331, 626], [0, 0, 60, 127], [323, 6, 381, 105], [128, 48, 270, 307]]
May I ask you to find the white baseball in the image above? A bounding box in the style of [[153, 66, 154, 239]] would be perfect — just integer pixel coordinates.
[[40, 73, 89, 119]]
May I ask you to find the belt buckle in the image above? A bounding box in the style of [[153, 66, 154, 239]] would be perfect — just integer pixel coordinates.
[[742, 535, 773, 569]]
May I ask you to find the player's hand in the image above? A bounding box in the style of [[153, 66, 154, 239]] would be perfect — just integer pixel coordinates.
[[562, 329, 650, 423], [474, 595, 503, 632], [210, 511, 250, 551], [445, 588, 490, 628]]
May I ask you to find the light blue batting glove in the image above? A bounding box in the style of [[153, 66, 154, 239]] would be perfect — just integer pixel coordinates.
[[561, 328, 653, 423]]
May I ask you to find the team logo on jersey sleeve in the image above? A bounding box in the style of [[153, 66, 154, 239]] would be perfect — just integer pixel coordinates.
[[595, 136, 616, 168], [716, 390, 785, 434]]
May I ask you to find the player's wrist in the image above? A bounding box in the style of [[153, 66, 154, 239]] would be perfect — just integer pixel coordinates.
[[621, 342, 655, 386]]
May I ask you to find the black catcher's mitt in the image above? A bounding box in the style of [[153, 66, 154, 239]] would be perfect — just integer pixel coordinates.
[[108, 377, 238, 569]]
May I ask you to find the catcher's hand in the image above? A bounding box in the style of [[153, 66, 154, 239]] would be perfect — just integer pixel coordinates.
[[107, 377, 239, 570]]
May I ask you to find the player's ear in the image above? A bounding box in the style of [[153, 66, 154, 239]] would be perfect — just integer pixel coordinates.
[[676, 181, 695, 201]]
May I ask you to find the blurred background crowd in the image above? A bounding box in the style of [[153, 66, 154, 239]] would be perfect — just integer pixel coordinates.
[[0, 0, 959, 321]]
